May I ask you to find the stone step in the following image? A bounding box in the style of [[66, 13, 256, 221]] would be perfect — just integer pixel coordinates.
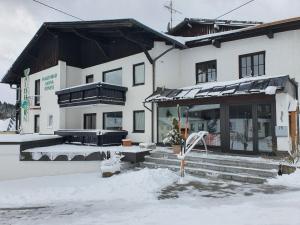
[[144, 156, 277, 178], [150, 151, 279, 170], [141, 162, 267, 184]]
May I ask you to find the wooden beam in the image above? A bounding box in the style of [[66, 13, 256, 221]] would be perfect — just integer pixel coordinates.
[[72, 29, 110, 60], [267, 30, 274, 39], [118, 30, 154, 64], [212, 39, 221, 48]]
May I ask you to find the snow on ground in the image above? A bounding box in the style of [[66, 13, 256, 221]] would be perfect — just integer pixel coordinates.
[[0, 168, 300, 225], [0, 118, 10, 131], [24, 144, 151, 154], [0, 134, 61, 143]]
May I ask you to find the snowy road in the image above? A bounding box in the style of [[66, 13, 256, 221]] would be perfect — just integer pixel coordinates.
[[0, 168, 300, 225]]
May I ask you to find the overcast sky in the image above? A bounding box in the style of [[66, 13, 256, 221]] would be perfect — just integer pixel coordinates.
[[0, 0, 300, 104]]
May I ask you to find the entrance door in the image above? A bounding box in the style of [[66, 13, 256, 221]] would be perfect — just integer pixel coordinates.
[[229, 105, 253, 152], [34, 115, 40, 133], [224, 103, 275, 154]]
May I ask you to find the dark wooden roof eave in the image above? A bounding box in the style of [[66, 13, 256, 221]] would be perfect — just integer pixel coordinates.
[[185, 17, 300, 48], [1, 18, 186, 85]]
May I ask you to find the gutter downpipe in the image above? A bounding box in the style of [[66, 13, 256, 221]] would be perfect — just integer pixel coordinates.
[[143, 45, 176, 143]]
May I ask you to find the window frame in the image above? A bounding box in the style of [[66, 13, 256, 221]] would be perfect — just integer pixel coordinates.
[[85, 74, 94, 84], [133, 62, 145, 86], [133, 110, 145, 133], [103, 111, 123, 130], [34, 79, 40, 106], [102, 68, 122, 85], [83, 113, 96, 130], [34, 114, 40, 133], [239, 51, 265, 78], [195, 60, 217, 84]]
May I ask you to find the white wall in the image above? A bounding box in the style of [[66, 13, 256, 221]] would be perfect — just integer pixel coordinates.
[[0, 145, 100, 181], [20, 61, 67, 134], [179, 30, 300, 89]]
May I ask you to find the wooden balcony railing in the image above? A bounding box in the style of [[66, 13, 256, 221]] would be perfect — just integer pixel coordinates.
[[55, 82, 128, 107]]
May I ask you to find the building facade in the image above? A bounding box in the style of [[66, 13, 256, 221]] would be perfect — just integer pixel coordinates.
[[1, 17, 300, 155]]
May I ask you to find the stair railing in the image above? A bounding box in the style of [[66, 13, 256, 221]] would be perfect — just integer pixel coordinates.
[[177, 131, 209, 177]]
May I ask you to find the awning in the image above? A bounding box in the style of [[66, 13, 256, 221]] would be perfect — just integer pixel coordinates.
[[145, 75, 297, 103]]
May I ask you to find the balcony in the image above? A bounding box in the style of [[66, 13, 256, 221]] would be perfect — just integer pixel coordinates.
[[55, 82, 128, 108]]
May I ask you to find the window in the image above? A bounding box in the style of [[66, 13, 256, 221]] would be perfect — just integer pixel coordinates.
[[196, 60, 217, 84], [48, 115, 53, 128], [34, 115, 40, 133], [103, 112, 123, 130], [34, 79, 40, 106], [103, 68, 122, 86], [133, 63, 145, 86], [84, 113, 96, 129], [86, 74, 94, 84], [158, 105, 221, 146], [133, 110, 145, 133], [239, 51, 265, 78]]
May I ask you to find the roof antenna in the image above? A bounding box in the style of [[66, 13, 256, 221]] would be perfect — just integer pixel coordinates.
[[164, 0, 182, 31]]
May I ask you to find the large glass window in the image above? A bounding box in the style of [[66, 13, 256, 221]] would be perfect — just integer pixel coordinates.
[[196, 60, 217, 84], [257, 104, 273, 152], [103, 112, 122, 130], [133, 63, 145, 86], [133, 110, 145, 133], [229, 105, 253, 151], [84, 113, 96, 129], [239, 51, 265, 78], [158, 104, 221, 146], [103, 68, 122, 86]]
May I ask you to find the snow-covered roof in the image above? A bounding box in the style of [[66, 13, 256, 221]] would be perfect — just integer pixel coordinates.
[[145, 75, 296, 103]]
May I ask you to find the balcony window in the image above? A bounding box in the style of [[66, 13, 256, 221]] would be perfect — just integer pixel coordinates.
[[84, 113, 96, 129], [196, 60, 217, 84], [133, 63, 145, 86], [239, 51, 265, 78], [86, 74, 94, 84], [103, 112, 122, 130], [103, 68, 122, 86]]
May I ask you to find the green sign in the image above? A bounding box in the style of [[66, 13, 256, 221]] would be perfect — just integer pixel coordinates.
[[42, 74, 57, 91]]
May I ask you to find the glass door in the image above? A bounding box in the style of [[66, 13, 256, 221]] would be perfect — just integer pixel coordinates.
[[229, 105, 253, 152]]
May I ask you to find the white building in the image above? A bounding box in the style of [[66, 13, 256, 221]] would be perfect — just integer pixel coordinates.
[[1, 17, 299, 156]]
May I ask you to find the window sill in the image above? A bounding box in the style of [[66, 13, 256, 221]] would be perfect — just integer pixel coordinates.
[[132, 130, 145, 133], [133, 83, 145, 87]]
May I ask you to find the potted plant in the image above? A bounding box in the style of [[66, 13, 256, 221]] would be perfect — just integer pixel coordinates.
[[163, 118, 182, 154]]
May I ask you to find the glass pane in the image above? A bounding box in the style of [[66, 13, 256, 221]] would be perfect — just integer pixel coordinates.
[[134, 111, 145, 131], [253, 65, 259, 76], [253, 55, 259, 66], [188, 104, 221, 146], [197, 73, 206, 83], [134, 64, 145, 85], [104, 112, 122, 130], [246, 56, 251, 67], [103, 69, 122, 86], [259, 65, 264, 75], [158, 105, 221, 146], [246, 66, 252, 76], [229, 105, 253, 151], [241, 57, 246, 67], [259, 54, 264, 64], [208, 71, 217, 82], [258, 104, 273, 152], [241, 67, 247, 77]]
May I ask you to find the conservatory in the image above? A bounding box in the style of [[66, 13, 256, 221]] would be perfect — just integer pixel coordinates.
[[146, 75, 299, 155]]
